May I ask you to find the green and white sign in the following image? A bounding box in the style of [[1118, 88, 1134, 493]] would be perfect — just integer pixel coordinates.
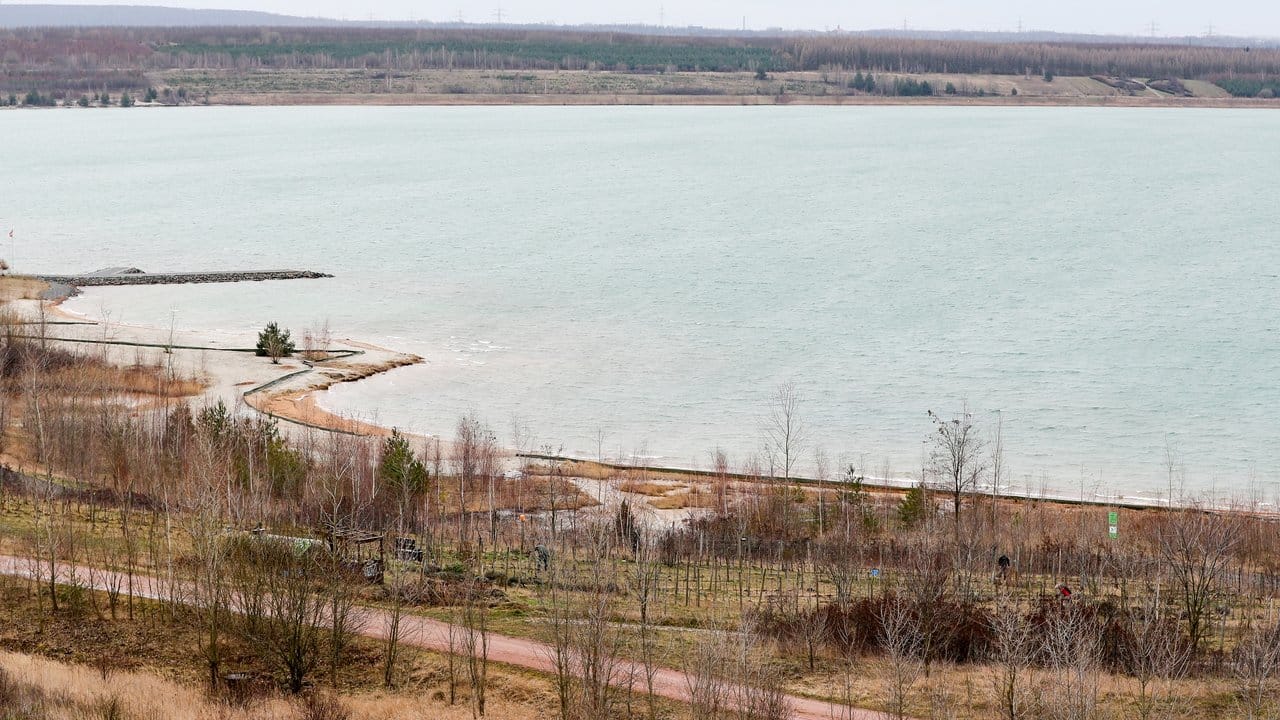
[[1107, 511, 1119, 539]]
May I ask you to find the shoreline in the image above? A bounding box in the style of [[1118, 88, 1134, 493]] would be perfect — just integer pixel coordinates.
[[12, 94, 1277, 109], [41, 288, 425, 438], [34, 286, 1280, 514], [203, 93, 1279, 109]]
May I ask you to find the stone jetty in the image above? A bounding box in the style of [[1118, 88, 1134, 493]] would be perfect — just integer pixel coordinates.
[[36, 268, 333, 287]]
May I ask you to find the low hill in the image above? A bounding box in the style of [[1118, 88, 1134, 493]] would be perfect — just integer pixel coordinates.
[[0, 3, 343, 27]]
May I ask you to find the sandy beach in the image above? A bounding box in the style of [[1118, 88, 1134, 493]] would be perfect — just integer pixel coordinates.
[[33, 289, 424, 443]]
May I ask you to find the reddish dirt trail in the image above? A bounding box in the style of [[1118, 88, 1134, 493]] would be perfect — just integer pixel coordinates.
[[0, 554, 896, 720]]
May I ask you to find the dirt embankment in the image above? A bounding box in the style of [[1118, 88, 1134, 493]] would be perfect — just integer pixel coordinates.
[[153, 68, 1268, 108]]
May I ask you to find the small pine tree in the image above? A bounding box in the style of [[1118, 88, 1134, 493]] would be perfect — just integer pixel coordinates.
[[256, 322, 296, 363], [196, 400, 234, 441], [120, 92, 134, 108], [897, 483, 927, 528], [1043, 71, 1055, 82], [144, 87, 158, 102], [945, 82, 957, 95], [378, 429, 428, 497], [851, 70, 866, 91], [865, 74, 876, 93], [842, 468, 879, 532], [77, 95, 90, 107]]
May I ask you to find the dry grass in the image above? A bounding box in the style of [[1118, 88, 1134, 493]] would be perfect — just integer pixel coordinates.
[[38, 362, 205, 399], [512, 475, 596, 512], [0, 277, 50, 303], [648, 485, 718, 510], [786, 655, 1243, 720], [0, 650, 297, 720], [616, 479, 684, 497], [0, 650, 550, 720]]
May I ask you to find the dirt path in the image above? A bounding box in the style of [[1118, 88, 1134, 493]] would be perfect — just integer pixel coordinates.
[[0, 554, 894, 720]]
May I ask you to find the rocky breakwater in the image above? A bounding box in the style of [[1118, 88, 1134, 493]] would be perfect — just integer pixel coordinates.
[[36, 268, 333, 288]]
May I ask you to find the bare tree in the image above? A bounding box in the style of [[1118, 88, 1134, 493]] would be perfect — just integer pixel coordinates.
[[990, 410, 1006, 531], [446, 605, 463, 706], [1127, 591, 1190, 720], [462, 573, 490, 717], [684, 622, 732, 719], [382, 561, 411, 688], [569, 575, 624, 720], [927, 404, 986, 534], [542, 556, 576, 720], [814, 446, 830, 536], [453, 414, 497, 548], [186, 493, 231, 689], [899, 543, 954, 676], [877, 596, 923, 720], [988, 599, 1037, 720], [712, 447, 731, 517], [629, 530, 662, 720], [818, 538, 860, 609], [793, 590, 828, 671], [729, 621, 790, 720], [1231, 621, 1280, 720], [763, 381, 806, 484], [1154, 506, 1242, 651], [301, 318, 333, 361], [315, 479, 366, 687], [1040, 604, 1101, 720], [233, 539, 328, 693]]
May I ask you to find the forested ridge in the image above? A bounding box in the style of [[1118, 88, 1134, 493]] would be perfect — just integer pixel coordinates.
[[2, 26, 1278, 100]]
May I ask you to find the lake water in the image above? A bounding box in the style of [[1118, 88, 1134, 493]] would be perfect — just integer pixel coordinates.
[[5, 106, 1278, 502]]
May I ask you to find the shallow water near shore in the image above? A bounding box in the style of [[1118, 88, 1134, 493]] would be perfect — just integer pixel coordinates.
[[7, 105, 1278, 502]]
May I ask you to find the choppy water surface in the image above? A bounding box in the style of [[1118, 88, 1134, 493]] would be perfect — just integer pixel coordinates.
[[5, 106, 1278, 501]]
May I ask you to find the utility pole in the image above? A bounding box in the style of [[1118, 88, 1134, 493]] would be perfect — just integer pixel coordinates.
[[494, 6, 503, 24], [659, 5, 664, 28]]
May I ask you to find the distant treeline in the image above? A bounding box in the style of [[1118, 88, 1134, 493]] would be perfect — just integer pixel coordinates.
[[1213, 77, 1280, 97], [2, 26, 1279, 96], [785, 36, 1280, 78]]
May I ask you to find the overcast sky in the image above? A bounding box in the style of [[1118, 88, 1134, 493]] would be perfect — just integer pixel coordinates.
[[28, 0, 1279, 37]]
